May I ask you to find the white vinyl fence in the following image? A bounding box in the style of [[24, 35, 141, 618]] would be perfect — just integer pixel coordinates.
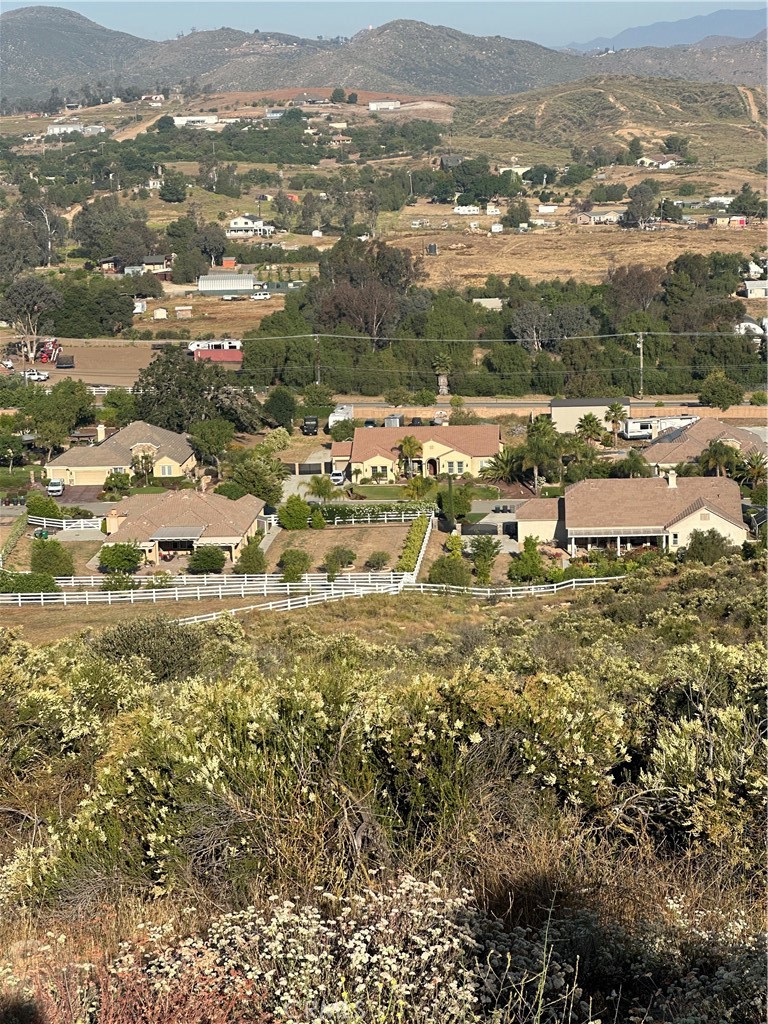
[[29, 516, 104, 531], [52, 572, 408, 589]]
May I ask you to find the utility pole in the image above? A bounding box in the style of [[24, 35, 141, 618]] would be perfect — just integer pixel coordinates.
[[313, 334, 320, 384], [636, 332, 644, 398]]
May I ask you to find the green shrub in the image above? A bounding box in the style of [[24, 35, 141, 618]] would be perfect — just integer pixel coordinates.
[[427, 554, 472, 587], [278, 495, 311, 530], [99, 542, 143, 574], [508, 536, 545, 583], [26, 493, 61, 519], [683, 528, 734, 565], [30, 539, 74, 577], [91, 616, 206, 682], [0, 570, 60, 593], [215, 481, 248, 500], [188, 546, 226, 574], [101, 471, 131, 498], [310, 508, 326, 530], [59, 505, 94, 519], [444, 535, 464, 558], [323, 545, 356, 579], [279, 547, 311, 582], [321, 502, 436, 524], [749, 390, 767, 406], [100, 572, 142, 591], [234, 540, 267, 574], [396, 516, 429, 572], [364, 551, 390, 570]]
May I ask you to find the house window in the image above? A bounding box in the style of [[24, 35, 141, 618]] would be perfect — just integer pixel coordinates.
[[447, 461, 455, 474], [671, 533, 679, 546], [457, 461, 465, 474], [113, 467, 124, 474], [160, 464, 173, 477], [700, 512, 710, 521]]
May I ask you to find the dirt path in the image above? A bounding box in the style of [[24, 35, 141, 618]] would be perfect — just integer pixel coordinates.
[[113, 112, 164, 142], [738, 86, 760, 124]]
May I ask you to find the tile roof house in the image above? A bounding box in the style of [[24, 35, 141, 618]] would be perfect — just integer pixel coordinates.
[[515, 474, 747, 555], [332, 425, 502, 482], [643, 418, 767, 469], [47, 420, 196, 487], [104, 491, 268, 564], [550, 397, 631, 434]]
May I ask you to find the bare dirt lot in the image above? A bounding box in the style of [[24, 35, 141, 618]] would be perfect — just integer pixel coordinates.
[[395, 218, 768, 287], [265, 524, 411, 574]]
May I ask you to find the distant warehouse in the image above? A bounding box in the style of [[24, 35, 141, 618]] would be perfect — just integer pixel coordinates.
[[197, 273, 255, 296]]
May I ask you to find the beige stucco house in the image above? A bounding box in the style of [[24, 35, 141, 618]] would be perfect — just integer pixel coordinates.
[[47, 420, 196, 487], [331, 425, 503, 482], [642, 418, 767, 470], [515, 474, 747, 555], [104, 490, 269, 564]]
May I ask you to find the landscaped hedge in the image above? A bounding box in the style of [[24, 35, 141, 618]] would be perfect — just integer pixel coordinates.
[[321, 502, 437, 523], [396, 516, 429, 572], [0, 570, 61, 593]]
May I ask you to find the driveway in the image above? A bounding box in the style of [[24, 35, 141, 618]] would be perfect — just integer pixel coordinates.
[[60, 485, 103, 504]]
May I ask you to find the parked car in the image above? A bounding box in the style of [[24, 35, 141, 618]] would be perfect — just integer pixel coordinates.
[[46, 478, 65, 497], [1, 359, 14, 370], [410, 417, 424, 426], [330, 470, 346, 486], [22, 369, 49, 381], [364, 419, 376, 428]]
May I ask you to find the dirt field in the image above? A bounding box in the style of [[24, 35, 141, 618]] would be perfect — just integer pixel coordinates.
[[265, 524, 411, 574], [4, 532, 104, 575], [393, 214, 768, 287]]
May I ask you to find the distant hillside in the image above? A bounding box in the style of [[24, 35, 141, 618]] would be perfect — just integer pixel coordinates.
[[1, 7, 766, 101], [0, 6, 149, 97], [570, 7, 766, 51], [453, 77, 767, 163]]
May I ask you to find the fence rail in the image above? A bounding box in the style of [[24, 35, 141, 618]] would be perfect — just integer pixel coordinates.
[[52, 571, 407, 588], [28, 516, 103, 531], [327, 511, 426, 526]]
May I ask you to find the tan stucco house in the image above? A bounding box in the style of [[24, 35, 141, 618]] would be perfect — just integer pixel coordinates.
[[515, 474, 747, 555], [642, 418, 767, 471], [104, 490, 268, 564], [331, 425, 503, 482], [47, 420, 196, 487]]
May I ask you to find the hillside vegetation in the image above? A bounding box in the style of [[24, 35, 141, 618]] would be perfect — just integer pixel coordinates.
[[0, 556, 765, 1021], [454, 77, 767, 163]]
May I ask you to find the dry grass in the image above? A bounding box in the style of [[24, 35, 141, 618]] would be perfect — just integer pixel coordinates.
[[264, 523, 411, 573]]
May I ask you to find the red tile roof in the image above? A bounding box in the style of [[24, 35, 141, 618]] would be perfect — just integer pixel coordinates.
[[347, 424, 501, 464]]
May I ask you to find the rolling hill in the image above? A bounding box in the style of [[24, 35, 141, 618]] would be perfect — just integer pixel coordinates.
[[569, 6, 766, 51], [1, 7, 766, 101], [453, 77, 767, 165]]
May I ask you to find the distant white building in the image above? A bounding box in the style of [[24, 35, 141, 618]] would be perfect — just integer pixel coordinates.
[[708, 195, 735, 206], [745, 280, 768, 300], [225, 215, 275, 239], [173, 115, 218, 128], [537, 204, 558, 214], [368, 100, 401, 112], [142, 94, 165, 103], [472, 297, 504, 311], [485, 204, 500, 216], [46, 123, 83, 136], [453, 205, 480, 216]]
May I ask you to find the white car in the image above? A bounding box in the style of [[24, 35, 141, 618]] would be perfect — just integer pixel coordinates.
[[330, 471, 346, 486], [22, 369, 49, 382], [1, 359, 14, 370]]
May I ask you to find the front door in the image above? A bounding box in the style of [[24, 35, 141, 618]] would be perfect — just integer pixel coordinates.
[[426, 458, 438, 477]]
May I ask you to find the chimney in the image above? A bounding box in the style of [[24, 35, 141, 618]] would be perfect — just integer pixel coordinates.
[[96, 423, 106, 443], [667, 470, 677, 489]]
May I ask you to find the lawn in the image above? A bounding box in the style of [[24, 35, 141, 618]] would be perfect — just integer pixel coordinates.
[[353, 485, 407, 500], [0, 466, 42, 496]]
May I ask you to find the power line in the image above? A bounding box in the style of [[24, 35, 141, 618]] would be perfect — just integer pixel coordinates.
[[244, 329, 760, 345], [243, 362, 765, 380]]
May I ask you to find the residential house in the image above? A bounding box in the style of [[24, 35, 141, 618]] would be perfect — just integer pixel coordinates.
[[147, 177, 163, 190], [329, 134, 352, 148], [265, 109, 284, 120], [46, 123, 84, 136], [142, 254, 173, 278], [141, 94, 165, 103], [453, 205, 480, 216], [515, 475, 747, 555], [708, 196, 735, 206], [293, 92, 330, 106], [590, 209, 624, 225], [485, 204, 500, 216], [331, 424, 502, 482], [708, 215, 730, 228], [98, 257, 118, 274], [636, 154, 680, 169], [225, 215, 275, 239], [439, 154, 464, 171], [744, 279, 768, 299], [46, 420, 196, 488], [549, 397, 631, 434], [104, 491, 269, 565], [173, 115, 218, 127], [642, 417, 767, 471], [571, 212, 592, 226]]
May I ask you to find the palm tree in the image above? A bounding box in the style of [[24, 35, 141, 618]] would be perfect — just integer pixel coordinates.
[[396, 435, 423, 478], [432, 353, 452, 396], [479, 445, 523, 484], [604, 402, 628, 449], [523, 417, 559, 493], [611, 449, 651, 478], [699, 440, 739, 478], [576, 413, 604, 447], [736, 451, 767, 488], [302, 475, 340, 503]]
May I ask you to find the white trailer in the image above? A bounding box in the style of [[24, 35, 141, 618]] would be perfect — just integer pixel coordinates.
[[187, 339, 242, 353], [328, 404, 354, 428], [621, 414, 699, 440]]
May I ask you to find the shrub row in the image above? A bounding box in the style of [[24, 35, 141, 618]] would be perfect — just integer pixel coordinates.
[[321, 501, 437, 523], [396, 515, 429, 572]]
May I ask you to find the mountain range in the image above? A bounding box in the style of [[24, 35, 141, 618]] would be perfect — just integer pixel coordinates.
[[569, 6, 765, 51], [1, 6, 766, 100]]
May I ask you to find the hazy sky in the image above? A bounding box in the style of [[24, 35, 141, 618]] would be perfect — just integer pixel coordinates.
[[1, 0, 764, 45]]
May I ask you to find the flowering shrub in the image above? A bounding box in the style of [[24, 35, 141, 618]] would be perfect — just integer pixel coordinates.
[[321, 501, 437, 523], [395, 515, 429, 571]]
